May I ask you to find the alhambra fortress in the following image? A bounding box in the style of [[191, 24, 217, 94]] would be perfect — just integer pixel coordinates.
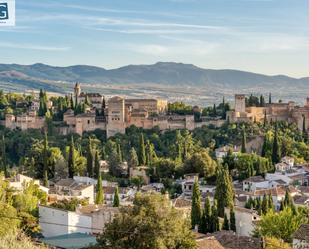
[[227, 94, 308, 130], [3, 84, 309, 137]]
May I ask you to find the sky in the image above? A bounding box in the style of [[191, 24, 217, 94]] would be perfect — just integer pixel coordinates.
[[0, 0, 309, 77]]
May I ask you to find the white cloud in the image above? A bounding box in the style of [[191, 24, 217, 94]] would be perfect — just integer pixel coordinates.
[[0, 42, 70, 51]]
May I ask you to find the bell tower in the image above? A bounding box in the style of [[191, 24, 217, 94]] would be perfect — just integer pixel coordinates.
[[74, 82, 81, 97]]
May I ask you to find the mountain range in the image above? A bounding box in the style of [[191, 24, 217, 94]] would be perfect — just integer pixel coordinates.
[[1, 62, 309, 107], [0, 62, 309, 92]]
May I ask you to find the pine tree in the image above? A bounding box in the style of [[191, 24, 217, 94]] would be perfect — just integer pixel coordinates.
[[199, 196, 211, 234], [86, 138, 94, 177], [94, 150, 100, 178], [68, 136, 75, 178], [113, 186, 120, 207], [230, 208, 236, 232], [223, 213, 230, 230], [95, 172, 104, 204], [191, 179, 202, 229], [139, 133, 146, 166], [211, 200, 219, 232], [215, 165, 235, 217], [241, 127, 247, 153], [272, 124, 280, 164]]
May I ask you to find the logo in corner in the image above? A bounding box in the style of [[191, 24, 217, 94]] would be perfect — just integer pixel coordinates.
[[0, 3, 9, 20]]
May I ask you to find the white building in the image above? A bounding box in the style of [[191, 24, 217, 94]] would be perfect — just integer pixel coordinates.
[[39, 205, 92, 237], [73, 176, 97, 185], [39, 204, 120, 237], [54, 179, 95, 204], [8, 174, 49, 193], [215, 145, 239, 161], [225, 206, 260, 237], [242, 176, 269, 192], [102, 186, 136, 205]]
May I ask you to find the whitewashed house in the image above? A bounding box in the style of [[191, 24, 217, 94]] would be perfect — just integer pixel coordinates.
[[76, 204, 119, 234], [102, 186, 136, 205], [39, 205, 92, 237], [215, 145, 239, 161], [8, 174, 49, 193], [242, 176, 268, 192], [73, 176, 97, 185], [225, 206, 260, 237], [54, 179, 94, 204]]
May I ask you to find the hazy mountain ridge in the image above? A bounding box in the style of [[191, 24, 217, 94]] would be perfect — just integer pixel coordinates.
[[0, 62, 308, 95]]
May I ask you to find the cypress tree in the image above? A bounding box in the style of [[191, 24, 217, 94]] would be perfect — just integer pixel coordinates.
[[94, 150, 100, 178], [117, 143, 123, 163], [272, 124, 280, 164], [43, 170, 48, 187], [211, 200, 219, 232], [101, 97, 106, 116], [241, 127, 247, 153], [86, 138, 94, 177], [191, 179, 202, 229], [263, 111, 267, 127], [139, 133, 146, 165], [68, 136, 75, 178], [230, 208, 236, 232], [303, 115, 306, 133], [128, 147, 139, 169], [175, 130, 183, 162], [223, 213, 230, 230], [281, 190, 295, 211], [213, 104, 217, 116], [95, 172, 104, 204], [261, 194, 269, 215], [1, 135, 7, 177], [70, 94, 74, 110], [199, 196, 211, 234], [261, 135, 267, 157], [268, 194, 274, 211], [269, 93, 272, 104], [215, 165, 235, 217], [43, 132, 49, 186], [260, 95, 265, 107], [113, 186, 120, 207]]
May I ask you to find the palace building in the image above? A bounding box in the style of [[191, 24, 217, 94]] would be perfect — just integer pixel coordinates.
[[227, 94, 308, 130]]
